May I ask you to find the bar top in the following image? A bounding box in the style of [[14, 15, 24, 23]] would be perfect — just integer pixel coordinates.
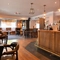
[[38, 30, 60, 33]]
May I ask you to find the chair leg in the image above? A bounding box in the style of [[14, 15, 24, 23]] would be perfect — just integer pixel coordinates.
[[5, 47, 7, 51], [16, 51, 18, 60], [0, 57, 1, 60]]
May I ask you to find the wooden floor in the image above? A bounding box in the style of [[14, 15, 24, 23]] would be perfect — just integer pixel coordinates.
[[12, 37, 49, 60], [2, 37, 50, 60], [18, 38, 40, 60]]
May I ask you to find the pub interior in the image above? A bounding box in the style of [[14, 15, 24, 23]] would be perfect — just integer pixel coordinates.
[[0, 0, 60, 60]]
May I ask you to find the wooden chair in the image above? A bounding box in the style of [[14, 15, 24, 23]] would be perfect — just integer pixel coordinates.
[[0, 28, 2, 31], [32, 28, 38, 38], [6, 28, 11, 31], [10, 31, 16, 35], [0, 46, 4, 60], [2, 42, 19, 60]]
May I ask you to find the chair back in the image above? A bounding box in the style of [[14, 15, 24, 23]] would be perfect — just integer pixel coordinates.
[[11, 42, 19, 52], [2, 42, 19, 60], [15, 44, 19, 51]]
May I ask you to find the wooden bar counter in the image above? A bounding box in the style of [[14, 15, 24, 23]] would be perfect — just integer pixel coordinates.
[[37, 30, 60, 57]]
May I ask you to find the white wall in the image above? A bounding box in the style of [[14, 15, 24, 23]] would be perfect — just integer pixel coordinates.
[[30, 11, 60, 29], [30, 11, 54, 27], [45, 12, 54, 26], [30, 20, 37, 28]]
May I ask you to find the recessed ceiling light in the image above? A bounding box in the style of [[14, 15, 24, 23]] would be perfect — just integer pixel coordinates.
[[15, 12, 20, 14], [55, 2, 57, 4], [15, 12, 18, 14], [37, 9, 39, 11], [8, 3, 9, 5], [58, 9, 60, 12], [20, 17, 28, 20], [19, 13, 20, 14]]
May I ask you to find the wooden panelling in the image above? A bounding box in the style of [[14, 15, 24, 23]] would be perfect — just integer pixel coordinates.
[[54, 32, 60, 55], [38, 30, 60, 56]]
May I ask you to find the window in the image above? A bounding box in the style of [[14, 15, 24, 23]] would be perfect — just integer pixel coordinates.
[[1, 20, 16, 31]]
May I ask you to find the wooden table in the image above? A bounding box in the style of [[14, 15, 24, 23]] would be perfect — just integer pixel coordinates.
[[0, 34, 8, 44]]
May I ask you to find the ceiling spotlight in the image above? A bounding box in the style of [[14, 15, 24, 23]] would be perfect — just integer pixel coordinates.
[[15, 12, 20, 14], [55, 2, 57, 4], [8, 3, 9, 5], [19, 13, 20, 14], [15, 12, 18, 14]]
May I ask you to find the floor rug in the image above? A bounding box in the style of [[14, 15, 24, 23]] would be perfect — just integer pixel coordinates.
[[25, 41, 60, 60], [8, 35, 22, 40]]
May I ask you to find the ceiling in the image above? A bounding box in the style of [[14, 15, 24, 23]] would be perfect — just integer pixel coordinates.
[[0, 0, 59, 19]]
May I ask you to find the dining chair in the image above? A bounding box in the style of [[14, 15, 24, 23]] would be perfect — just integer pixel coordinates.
[[0, 46, 4, 60], [2, 42, 19, 60]]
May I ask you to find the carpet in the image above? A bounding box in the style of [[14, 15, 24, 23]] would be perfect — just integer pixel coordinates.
[[25, 41, 60, 60], [8, 35, 22, 40]]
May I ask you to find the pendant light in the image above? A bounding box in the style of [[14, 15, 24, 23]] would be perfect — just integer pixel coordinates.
[[29, 3, 34, 14], [43, 5, 46, 19], [58, 0, 60, 12]]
